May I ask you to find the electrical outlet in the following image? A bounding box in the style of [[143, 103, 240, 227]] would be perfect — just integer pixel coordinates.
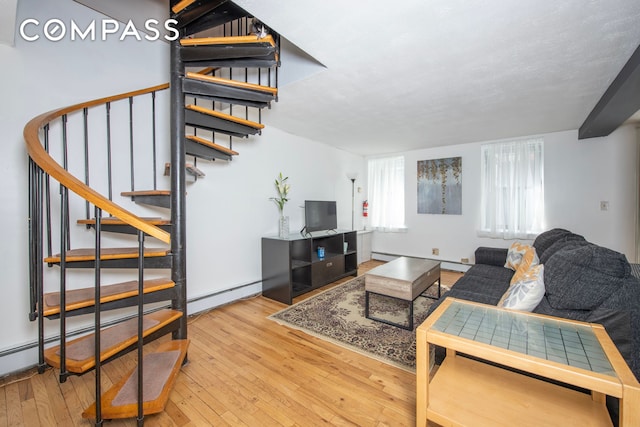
[[432, 248, 439, 256], [461, 257, 469, 264]]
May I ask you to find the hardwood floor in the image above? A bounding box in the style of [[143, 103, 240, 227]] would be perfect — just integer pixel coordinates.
[[0, 261, 462, 426]]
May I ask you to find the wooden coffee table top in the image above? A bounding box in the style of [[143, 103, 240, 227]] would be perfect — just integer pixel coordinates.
[[365, 257, 440, 283]]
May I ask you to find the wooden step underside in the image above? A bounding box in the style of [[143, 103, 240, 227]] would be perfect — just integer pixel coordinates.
[[181, 35, 276, 48], [185, 135, 238, 161], [172, 0, 240, 34], [82, 339, 190, 420], [185, 104, 264, 137], [44, 309, 183, 374], [77, 217, 171, 235], [121, 190, 171, 209], [180, 35, 278, 65], [42, 278, 175, 317], [44, 247, 170, 264], [183, 73, 277, 108], [185, 72, 277, 94]]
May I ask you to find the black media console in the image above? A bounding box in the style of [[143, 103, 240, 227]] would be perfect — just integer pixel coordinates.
[[261, 230, 358, 304]]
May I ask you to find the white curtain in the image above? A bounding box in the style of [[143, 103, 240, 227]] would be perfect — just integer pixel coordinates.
[[368, 156, 406, 231], [479, 138, 544, 239]]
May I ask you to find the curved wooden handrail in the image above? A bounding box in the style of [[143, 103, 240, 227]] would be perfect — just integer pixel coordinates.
[[24, 83, 171, 244]]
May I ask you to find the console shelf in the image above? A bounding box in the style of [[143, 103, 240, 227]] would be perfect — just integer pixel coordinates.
[[261, 230, 358, 304]]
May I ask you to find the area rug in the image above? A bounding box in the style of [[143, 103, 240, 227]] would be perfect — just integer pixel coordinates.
[[268, 275, 449, 372]]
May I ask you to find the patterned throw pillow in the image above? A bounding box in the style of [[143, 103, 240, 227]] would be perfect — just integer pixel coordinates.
[[510, 246, 540, 285], [504, 242, 533, 271], [498, 264, 545, 312]]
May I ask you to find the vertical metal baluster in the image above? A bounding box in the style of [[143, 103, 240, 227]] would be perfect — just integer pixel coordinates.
[[35, 164, 45, 372], [275, 34, 280, 92], [83, 108, 90, 221], [129, 97, 135, 192], [106, 102, 113, 202], [29, 159, 44, 374], [94, 208, 103, 426], [229, 20, 234, 118], [43, 124, 53, 258], [137, 230, 145, 426], [152, 92, 158, 191], [62, 115, 70, 250], [28, 159, 36, 320], [193, 94, 197, 137], [258, 68, 262, 124], [59, 184, 68, 383]]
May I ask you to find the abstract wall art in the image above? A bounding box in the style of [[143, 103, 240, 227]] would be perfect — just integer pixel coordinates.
[[417, 157, 462, 215]]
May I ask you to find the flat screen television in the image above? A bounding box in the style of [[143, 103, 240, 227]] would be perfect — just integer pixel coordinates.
[[304, 200, 337, 232]]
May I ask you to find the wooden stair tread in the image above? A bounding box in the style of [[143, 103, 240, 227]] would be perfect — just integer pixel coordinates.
[[44, 247, 170, 264], [121, 190, 171, 197], [82, 340, 189, 420], [171, 0, 196, 14], [180, 34, 276, 48], [185, 104, 265, 129], [186, 135, 239, 155], [185, 71, 278, 95], [42, 278, 175, 317], [77, 217, 170, 226], [44, 309, 183, 374]]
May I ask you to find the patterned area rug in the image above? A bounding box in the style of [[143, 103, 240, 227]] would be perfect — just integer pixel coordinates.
[[268, 275, 449, 372]]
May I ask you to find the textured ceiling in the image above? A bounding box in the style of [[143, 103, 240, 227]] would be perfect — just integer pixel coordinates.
[[72, 0, 640, 156], [236, 0, 640, 155]]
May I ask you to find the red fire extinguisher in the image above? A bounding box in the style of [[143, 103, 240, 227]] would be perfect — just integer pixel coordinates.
[[363, 200, 368, 217]]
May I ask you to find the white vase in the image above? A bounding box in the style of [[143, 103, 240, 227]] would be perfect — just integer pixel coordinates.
[[278, 215, 289, 239]]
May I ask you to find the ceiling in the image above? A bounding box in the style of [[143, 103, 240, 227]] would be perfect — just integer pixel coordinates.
[[75, 0, 640, 156]]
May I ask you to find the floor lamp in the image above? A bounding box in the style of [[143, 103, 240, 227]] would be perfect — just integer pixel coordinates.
[[347, 173, 358, 230]]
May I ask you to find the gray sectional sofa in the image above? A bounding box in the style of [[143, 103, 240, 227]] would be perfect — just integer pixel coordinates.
[[427, 228, 640, 382]]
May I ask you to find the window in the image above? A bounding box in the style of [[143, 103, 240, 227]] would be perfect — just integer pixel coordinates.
[[367, 156, 406, 231], [479, 138, 544, 239]]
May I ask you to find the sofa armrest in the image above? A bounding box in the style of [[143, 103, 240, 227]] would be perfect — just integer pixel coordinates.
[[475, 247, 508, 266]]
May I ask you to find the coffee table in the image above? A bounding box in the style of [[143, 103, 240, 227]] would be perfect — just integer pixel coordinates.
[[416, 297, 640, 427], [364, 256, 440, 330]]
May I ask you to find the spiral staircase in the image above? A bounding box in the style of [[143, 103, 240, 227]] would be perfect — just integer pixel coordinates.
[[24, 1, 279, 424]]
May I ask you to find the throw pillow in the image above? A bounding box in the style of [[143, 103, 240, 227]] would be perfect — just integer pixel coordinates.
[[510, 245, 540, 285], [504, 242, 533, 271], [498, 264, 545, 312]]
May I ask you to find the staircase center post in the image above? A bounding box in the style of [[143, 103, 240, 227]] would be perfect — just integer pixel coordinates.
[[170, 20, 187, 340]]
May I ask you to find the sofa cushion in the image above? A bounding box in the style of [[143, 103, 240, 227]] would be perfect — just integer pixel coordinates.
[[544, 244, 631, 310], [533, 228, 583, 261], [498, 264, 545, 311], [539, 237, 589, 265], [464, 264, 514, 283], [475, 247, 509, 267], [449, 274, 510, 303]]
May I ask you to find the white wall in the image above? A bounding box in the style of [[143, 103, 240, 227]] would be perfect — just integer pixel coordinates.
[[0, 0, 365, 376], [184, 125, 364, 310], [371, 126, 638, 265]]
